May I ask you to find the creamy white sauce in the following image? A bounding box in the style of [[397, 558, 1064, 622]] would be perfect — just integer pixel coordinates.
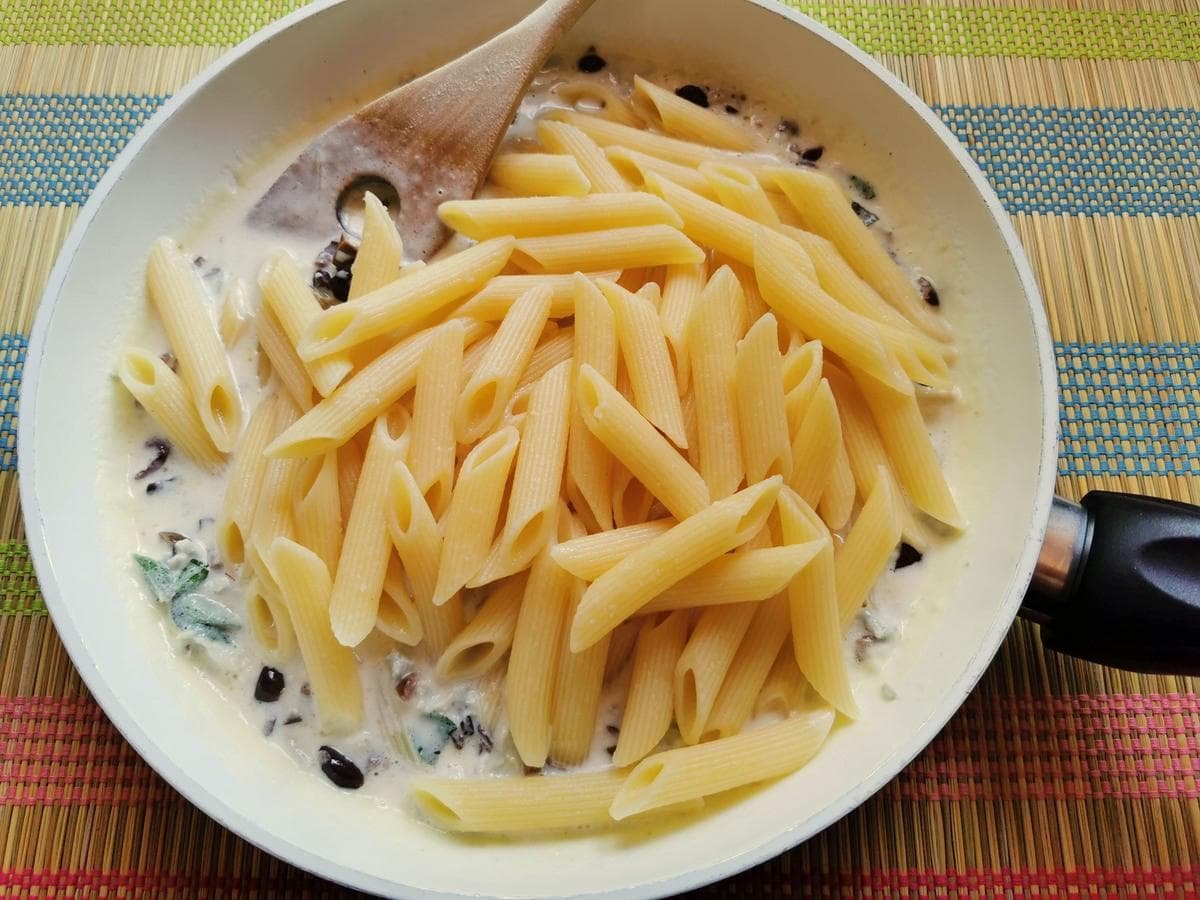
[[99, 55, 960, 810]]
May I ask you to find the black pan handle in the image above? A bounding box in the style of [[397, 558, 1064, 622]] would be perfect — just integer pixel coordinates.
[[1022, 492, 1200, 675]]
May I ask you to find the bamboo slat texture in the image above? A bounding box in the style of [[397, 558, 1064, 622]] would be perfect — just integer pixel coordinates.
[[1, 0, 1198, 896]]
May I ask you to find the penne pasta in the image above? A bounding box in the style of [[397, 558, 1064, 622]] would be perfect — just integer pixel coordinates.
[[544, 108, 736, 168], [755, 646, 810, 718], [267, 537, 363, 734], [511, 225, 704, 274], [631, 75, 756, 151], [551, 578, 610, 766], [687, 266, 745, 499], [674, 602, 758, 744], [412, 771, 624, 833], [610, 708, 835, 820], [456, 272, 615, 321], [782, 339, 824, 436], [256, 304, 315, 411], [639, 544, 822, 615], [605, 146, 718, 199], [835, 468, 904, 629], [245, 577, 298, 666], [292, 451, 343, 575], [348, 191, 404, 300], [611, 610, 690, 767], [116, 348, 224, 470], [247, 400, 303, 572], [789, 379, 841, 508], [535, 119, 629, 193], [778, 486, 856, 717], [819, 437, 855, 531], [328, 409, 409, 647], [569, 477, 781, 652], [377, 554, 424, 646], [432, 426, 520, 605], [567, 275, 618, 529], [765, 167, 951, 341], [410, 319, 464, 515], [551, 518, 675, 580], [218, 277, 250, 345], [734, 313, 793, 482], [557, 80, 643, 127], [436, 573, 525, 681], [439, 193, 681, 240], [514, 324, 575, 393], [217, 394, 282, 564], [599, 279, 688, 448], [702, 593, 792, 739], [300, 237, 513, 359], [488, 151, 591, 197], [658, 261, 706, 395], [699, 161, 781, 226], [146, 237, 244, 452], [576, 365, 709, 520]]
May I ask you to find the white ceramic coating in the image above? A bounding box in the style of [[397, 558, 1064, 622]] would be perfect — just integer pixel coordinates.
[[19, 0, 1059, 896]]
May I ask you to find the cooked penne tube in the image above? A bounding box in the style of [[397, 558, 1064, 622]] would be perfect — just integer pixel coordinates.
[[702, 593, 792, 739], [245, 577, 298, 665], [218, 277, 250, 345], [570, 477, 781, 652], [256, 305, 315, 411], [778, 486, 856, 716], [824, 364, 900, 503], [471, 360, 572, 585], [116, 348, 224, 470], [514, 324, 575, 392], [735, 313, 793, 482], [658, 261, 706, 394], [439, 193, 681, 240], [551, 578, 610, 765], [488, 151, 591, 197], [377, 554, 424, 646], [854, 372, 964, 528], [409, 319, 464, 515], [146, 237, 244, 452], [674, 602, 758, 744], [576, 365, 709, 520], [551, 518, 676, 580], [300, 237, 513, 359], [789, 379, 841, 508], [217, 394, 283, 564], [557, 80, 643, 127], [645, 173, 760, 268], [387, 459, 464, 656], [610, 708, 835, 820], [506, 505, 574, 767], [432, 426, 520, 605], [411, 771, 625, 833], [544, 108, 736, 168], [835, 468, 904, 629], [292, 451, 343, 575], [567, 275, 618, 529], [599, 279, 688, 448], [348, 191, 404, 300], [267, 537, 363, 734], [765, 167, 951, 341], [328, 409, 408, 647], [436, 573, 525, 681], [819, 437, 855, 531], [610, 468, 654, 528], [782, 339, 824, 436], [753, 229, 911, 394], [265, 319, 489, 458], [456, 272, 616, 321], [631, 75, 756, 151], [639, 544, 822, 614], [688, 266, 745, 499], [604, 619, 643, 682], [612, 610, 689, 767], [535, 119, 629, 193], [700, 161, 781, 226], [511, 225, 704, 274], [605, 146, 718, 199], [755, 647, 810, 717], [260, 252, 353, 397], [247, 401, 303, 573]]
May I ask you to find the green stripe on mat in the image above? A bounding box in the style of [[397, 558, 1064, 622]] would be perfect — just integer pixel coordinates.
[[0, 0, 1197, 60], [0, 541, 43, 615]]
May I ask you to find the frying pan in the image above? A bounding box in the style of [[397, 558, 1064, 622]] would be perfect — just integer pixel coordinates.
[[17, 0, 1200, 895]]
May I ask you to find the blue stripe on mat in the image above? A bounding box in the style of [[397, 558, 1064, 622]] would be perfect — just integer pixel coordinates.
[[0, 333, 1193, 475], [1, 95, 1198, 216]]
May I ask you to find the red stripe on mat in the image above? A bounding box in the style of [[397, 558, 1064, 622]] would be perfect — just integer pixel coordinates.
[[1, 866, 1197, 893], [2, 694, 1198, 806]]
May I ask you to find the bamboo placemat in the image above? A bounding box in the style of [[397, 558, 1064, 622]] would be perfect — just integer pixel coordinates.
[[2, 0, 1199, 896]]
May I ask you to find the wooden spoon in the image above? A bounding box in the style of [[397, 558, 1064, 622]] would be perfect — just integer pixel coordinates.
[[248, 0, 597, 260]]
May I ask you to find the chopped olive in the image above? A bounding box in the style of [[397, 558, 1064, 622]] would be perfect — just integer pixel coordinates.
[[674, 84, 709, 108], [312, 236, 357, 305], [606, 745, 617, 755], [851, 201, 879, 227], [318, 745, 365, 789], [262, 717, 277, 737], [145, 478, 175, 495], [896, 542, 923, 569], [395, 672, 417, 700], [477, 722, 494, 754], [724, 104, 739, 115], [159, 352, 178, 372], [158, 530, 187, 549], [801, 145, 825, 162], [300, 682, 312, 697], [576, 50, 607, 73], [283, 713, 303, 726], [254, 666, 285, 702], [848, 174, 877, 200], [606, 724, 620, 735], [135, 437, 171, 480], [917, 276, 940, 307], [777, 118, 799, 137]]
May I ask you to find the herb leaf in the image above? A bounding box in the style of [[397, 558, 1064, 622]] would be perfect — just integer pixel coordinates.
[[134, 555, 179, 604], [174, 559, 209, 596], [408, 712, 458, 765], [170, 592, 238, 643]]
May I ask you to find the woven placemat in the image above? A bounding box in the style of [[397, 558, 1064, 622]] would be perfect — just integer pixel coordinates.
[[1, 0, 1198, 895]]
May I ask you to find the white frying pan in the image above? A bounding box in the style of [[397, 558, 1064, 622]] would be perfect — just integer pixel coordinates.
[[18, 0, 1200, 896]]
